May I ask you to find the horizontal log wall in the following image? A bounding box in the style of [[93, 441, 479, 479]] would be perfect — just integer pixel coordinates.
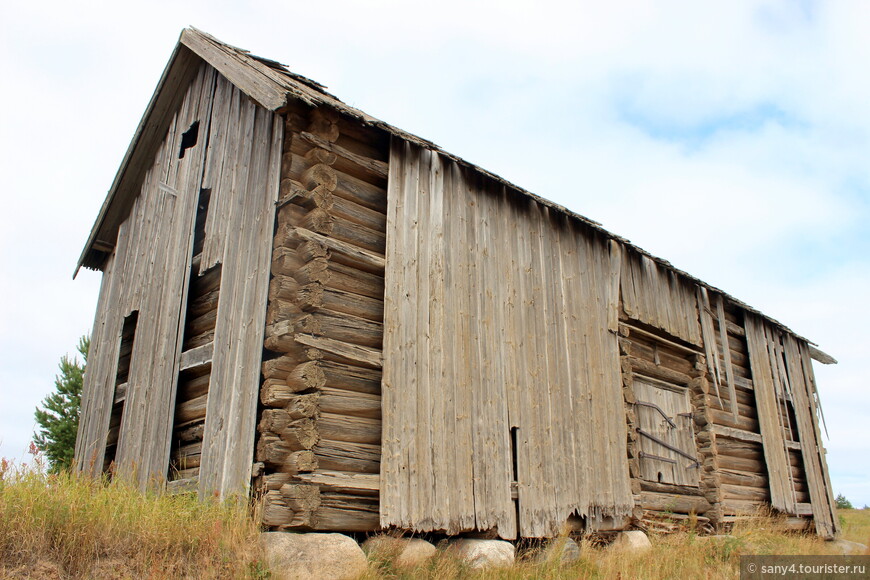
[[256, 104, 388, 532]]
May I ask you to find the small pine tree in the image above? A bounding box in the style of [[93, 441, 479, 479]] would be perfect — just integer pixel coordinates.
[[835, 493, 854, 510], [34, 335, 90, 473]]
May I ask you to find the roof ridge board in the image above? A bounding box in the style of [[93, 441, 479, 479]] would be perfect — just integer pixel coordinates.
[[186, 27, 335, 100]]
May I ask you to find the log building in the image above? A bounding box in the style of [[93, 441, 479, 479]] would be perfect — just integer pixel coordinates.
[[74, 28, 840, 539]]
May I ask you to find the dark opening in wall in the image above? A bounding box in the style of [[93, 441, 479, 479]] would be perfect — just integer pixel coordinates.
[[510, 426, 521, 526], [191, 188, 212, 258], [178, 121, 200, 159], [510, 427, 519, 482], [105, 310, 139, 474]]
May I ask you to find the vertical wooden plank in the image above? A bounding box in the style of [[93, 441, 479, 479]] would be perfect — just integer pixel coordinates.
[[427, 151, 448, 530], [74, 250, 119, 474], [477, 176, 515, 538], [745, 314, 795, 514], [524, 198, 553, 536], [797, 343, 838, 537], [200, 73, 236, 273], [785, 337, 836, 537], [232, 109, 282, 495], [547, 211, 576, 533], [496, 186, 521, 537], [562, 218, 589, 518], [697, 287, 723, 406], [414, 147, 433, 526], [380, 141, 633, 537], [538, 202, 562, 531], [207, 80, 243, 271], [765, 326, 798, 508], [716, 296, 738, 421], [380, 136, 405, 527], [607, 240, 622, 333], [461, 168, 486, 530], [508, 190, 535, 536], [199, 99, 281, 497], [605, 236, 629, 510], [443, 159, 474, 532], [407, 143, 423, 526]]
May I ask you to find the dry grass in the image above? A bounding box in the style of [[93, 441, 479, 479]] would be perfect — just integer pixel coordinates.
[[0, 457, 268, 579], [839, 508, 870, 546], [362, 510, 868, 580], [2, 454, 867, 580]]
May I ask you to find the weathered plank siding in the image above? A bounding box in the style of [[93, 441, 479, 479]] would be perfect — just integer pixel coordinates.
[[381, 140, 633, 539], [75, 64, 280, 497], [621, 250, 702, 346], [784, 336, 837, 537], [745, 314, 797, 514], [197, 76, 282, 498], [746, 314, 838, 537], [75, 64, 216, 483]]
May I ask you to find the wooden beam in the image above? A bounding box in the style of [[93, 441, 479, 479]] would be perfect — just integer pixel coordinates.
[[290, 227, 385, 272], [167, 476, 199, 495], [179, 342, 214, 372], [621, 322, 703, 356], [180, 28, 288, 110], [294, 334, 382, 369], [713, 424, 762, 444], [298, 131, 389, 179], [808, 346, 837, 365], [113, 382, 127, 405], [294, 470, 380, 495], [637, 491, 712, 515]]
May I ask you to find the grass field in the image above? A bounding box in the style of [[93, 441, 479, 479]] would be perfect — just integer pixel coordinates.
[[1, 457, 866, 579], [0, 458, 265, 579]]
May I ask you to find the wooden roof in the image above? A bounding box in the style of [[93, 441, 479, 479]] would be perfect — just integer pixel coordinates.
[[76, 27, 834, 363]]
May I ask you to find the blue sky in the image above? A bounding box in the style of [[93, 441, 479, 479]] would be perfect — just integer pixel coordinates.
[[1, 1, 868, 507]]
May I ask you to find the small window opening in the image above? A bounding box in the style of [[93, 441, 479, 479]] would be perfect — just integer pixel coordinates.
[[658, 472, 664, 483], [178, 121, 200, 159]]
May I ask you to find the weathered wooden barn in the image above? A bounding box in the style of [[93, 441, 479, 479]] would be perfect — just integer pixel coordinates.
[[74, 28, 840, 540]]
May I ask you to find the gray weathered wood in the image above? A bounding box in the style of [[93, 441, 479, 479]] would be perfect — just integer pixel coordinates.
[[744, 315, 795, 515], [179, 342, 214, 372], [381, 141, 632, 539], [198, 82, 283, 499]]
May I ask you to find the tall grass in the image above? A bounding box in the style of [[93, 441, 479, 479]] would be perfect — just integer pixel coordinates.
[[2, 453, 866, 579], [839, 508, 870, 546], [0, 456, 267, 579]]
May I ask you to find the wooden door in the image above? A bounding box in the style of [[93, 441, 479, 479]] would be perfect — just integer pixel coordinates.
[[634, 377, 700, 487]]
